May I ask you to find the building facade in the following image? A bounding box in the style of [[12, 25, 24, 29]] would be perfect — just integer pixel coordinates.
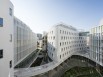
[[37, 33, 42, 40], [0, 0, 14, 77], [47, 24, 87, 63], [14, 17, 37, 67], [79, 31, 90, 52], [90, 25, 103, 66], [42, 32, 47, 51], [0, 0, 37, 77]]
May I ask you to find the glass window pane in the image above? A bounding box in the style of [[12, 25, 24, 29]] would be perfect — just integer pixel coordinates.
[[9, 8, 12, 16], [0, 18, 3, 27], [0, 49, 3, 58]]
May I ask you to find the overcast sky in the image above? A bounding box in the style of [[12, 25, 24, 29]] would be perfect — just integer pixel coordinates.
[[10, 0, 103, 33]]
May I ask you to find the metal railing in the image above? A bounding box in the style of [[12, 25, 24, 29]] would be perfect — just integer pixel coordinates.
[[14, 61, 58, 77]]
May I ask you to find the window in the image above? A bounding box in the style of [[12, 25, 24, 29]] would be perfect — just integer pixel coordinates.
[[53, 48, 55, 51], [80, 48, 81, 50], [101, 40, 103, 43], [9, 8, 12, 16], [60, 42, 61, 46], [0, 18, 3, 27], [65, 53, 66, 55], [52, 53, 53, 57], [64, 36, 65, 40], [53, 36, 55, 40], [63, 31, 64, 34], [52, 31, 53, 34], [52, 42, 53, 45], [63, 54, 64, 57], [66, 47, 67, 50], [64, 48, 65, 51], [60, 55, 61, 59], [60, 30, 61, 33], [10, 60, 12, 68], [0, 50, 3, 58]]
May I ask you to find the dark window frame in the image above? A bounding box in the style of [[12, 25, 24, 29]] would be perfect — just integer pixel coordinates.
[[0, 49, 3, 58], [9, 8, 12, 16], [0, 18, 3, 27], [10, 60, 12, 68]]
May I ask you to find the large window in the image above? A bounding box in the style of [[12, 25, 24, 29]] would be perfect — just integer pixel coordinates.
[[9, 8, 12, 16], [0, 18, 3, 27], [60, 55, 61, 59], [60, 30, 61, 33], [53, 36, 55, 40], [0, 49, 3, 58], [10, 60, 12, 68], [60, 42, 61, 46]]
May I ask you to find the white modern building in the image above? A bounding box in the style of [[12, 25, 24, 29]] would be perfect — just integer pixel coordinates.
[[42, 32, 47, 51], [1, 0, 103, 77], [0, 0, 14, 77], [90, 23, 103, 66], [14, 17, 37, 67], [47, 23, 87, 63], [0, 0, 37, 77], [37, 34, 42, 48], [37, 33, 42, 40], [79, 31, 90, 51]]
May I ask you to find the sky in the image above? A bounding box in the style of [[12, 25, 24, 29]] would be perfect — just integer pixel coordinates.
[[10, 0, 103, 33]]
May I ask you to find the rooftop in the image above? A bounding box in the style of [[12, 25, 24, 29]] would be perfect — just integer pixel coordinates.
[[55, 23, 77, 31]]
